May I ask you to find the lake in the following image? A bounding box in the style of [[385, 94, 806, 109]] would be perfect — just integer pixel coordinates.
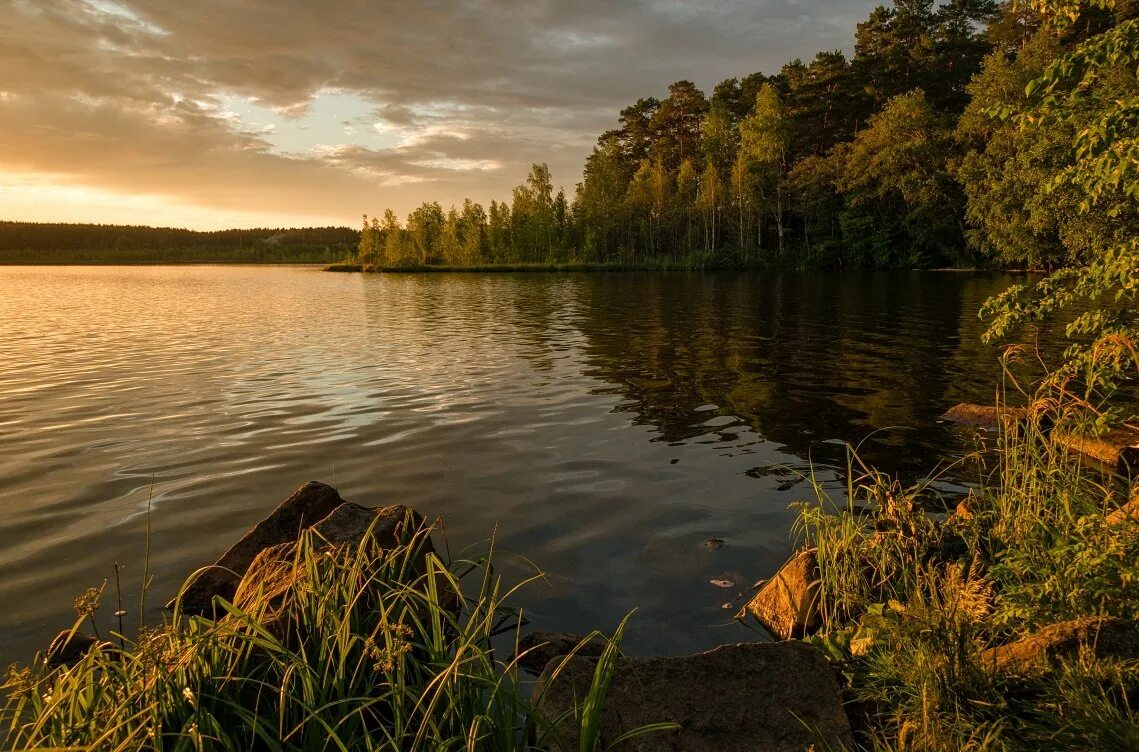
[[0, 266, 1030, 666]]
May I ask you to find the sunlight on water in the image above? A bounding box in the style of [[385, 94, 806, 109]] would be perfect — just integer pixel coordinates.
[[0, 266, 1026, 664]]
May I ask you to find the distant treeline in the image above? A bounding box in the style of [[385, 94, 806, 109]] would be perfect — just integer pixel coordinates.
[[0, 222, 358, 264], [358, 0, 1138, 271]]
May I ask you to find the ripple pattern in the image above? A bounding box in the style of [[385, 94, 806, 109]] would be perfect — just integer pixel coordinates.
[[0, 266, 1026, 663]]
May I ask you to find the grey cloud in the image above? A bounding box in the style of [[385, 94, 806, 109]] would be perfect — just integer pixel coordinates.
[[0, 0, 882, 225]]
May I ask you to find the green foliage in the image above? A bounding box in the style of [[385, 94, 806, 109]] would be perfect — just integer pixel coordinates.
[[788, 273, 1139, 752], [2, 528, 647, 751], [795, 405, 1139, 750], [976, 0, 1138, 423], [836, 89, 968, 266], [992, 512, 1139, 626], [348, 0, 1131, 276], [356, 0, 1019, 270]]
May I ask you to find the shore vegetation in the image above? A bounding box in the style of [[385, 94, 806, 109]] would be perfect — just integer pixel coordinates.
[[2, 525, 652, 751]]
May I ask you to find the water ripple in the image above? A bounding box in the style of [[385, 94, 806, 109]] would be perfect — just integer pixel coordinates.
[[0, 266, 1030, 663]]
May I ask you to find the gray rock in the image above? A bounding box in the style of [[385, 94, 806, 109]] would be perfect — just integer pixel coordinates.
[[736, 549, 822, 640], [982, 616, 1139, 674], [513, 631, 604, 675], [533, 641, 852, 752], [310, 502, 424, 549], [169, 481, 346, 614]]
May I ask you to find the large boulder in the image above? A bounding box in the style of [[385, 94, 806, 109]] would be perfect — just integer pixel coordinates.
[[532, 641, 852, 752], [168, 482, 344, 614], [310, 501, 425, 548], [512, 631, 604, 676], [736, 549, 821, 639], [982, 616, 1139, 674], [231, 502, 457, 622]]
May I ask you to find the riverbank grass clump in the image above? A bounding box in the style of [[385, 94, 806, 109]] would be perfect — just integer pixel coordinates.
[[2, 522, 640, 751], [792, 400, 1139, 751]]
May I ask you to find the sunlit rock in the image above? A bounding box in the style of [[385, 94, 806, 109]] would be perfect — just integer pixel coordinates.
[[983, 616, 1139, 674], [168, 481, 346, 615], [736, 549, 821, 640]]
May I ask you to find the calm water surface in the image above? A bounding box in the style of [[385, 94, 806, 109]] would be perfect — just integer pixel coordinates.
[[0, 266, 1027, 665]]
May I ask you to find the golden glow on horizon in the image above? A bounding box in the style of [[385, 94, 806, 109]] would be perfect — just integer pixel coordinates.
[[0, 172, 349, 230]]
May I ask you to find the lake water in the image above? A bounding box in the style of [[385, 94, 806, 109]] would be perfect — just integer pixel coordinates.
[[0, 266, 1030, 665]]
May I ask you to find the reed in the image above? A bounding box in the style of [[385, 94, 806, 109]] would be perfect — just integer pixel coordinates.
[[795, 383, 1139, 751], [2, 524, 649, 751]]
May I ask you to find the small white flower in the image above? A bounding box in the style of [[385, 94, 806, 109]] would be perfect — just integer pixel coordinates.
[[182, 687, 195, 705]]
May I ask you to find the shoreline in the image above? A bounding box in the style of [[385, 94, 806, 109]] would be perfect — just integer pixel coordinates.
[[0, 260, 337, 267], [323, 262, 1035, 274]]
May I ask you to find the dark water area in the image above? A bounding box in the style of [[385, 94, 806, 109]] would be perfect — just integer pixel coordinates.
[[0, 266, 1041, 665]]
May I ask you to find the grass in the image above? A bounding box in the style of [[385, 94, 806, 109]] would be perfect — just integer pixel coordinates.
[[793, 376, 1139, 751], [2, 520, 663, 751]]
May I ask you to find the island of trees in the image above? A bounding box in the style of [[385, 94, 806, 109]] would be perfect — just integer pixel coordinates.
[[356, 0, 1137, 272]]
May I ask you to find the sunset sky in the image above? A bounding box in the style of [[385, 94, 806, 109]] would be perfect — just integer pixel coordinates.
[[1, 0, 881, 230]]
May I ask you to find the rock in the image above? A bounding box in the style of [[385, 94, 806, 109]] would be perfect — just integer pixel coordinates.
[[982, 616, 1139, 674], [1052, 428, 1139, 472], [1106, 485, 1139, 524], [310, 501, 424, 549], [736, 549, 821, 639], [512, 631, 604, 676], [533, 641, 852, 752], [232, 502, 455, 616], [169, 481, 347, 614], [952, 494, 985, 522], [45, 631, 104, 667], [941, 403, 1028, 432]]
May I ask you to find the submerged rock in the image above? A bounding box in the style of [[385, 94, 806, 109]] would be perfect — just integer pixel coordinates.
[[736, 549, 821, 640], [533, 641, 852, 752], [983, 616, 1139, 674], [512, 631, 604, 676], [169, 481, 345, 615], [941, 403, 1028, 432]]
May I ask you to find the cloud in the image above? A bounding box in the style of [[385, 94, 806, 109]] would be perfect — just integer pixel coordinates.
[[0, 0, 881, 228]]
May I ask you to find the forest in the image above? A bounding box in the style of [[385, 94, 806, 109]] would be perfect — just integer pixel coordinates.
[[357, 0, 1138, 271], [0, 222, 357, 264]]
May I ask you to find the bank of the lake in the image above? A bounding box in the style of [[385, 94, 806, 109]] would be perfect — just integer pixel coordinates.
[[325, 260, 749, 272]]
